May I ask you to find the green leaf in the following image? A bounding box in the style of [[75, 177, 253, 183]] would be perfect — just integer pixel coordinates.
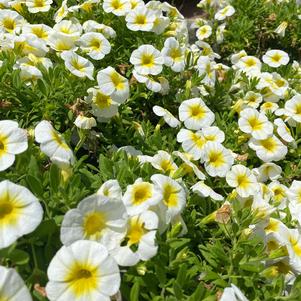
[[49, 164, 60, 193], [130, 281, 140, 301], [26, 174, 44, 197], [8, 249, 29, 265]]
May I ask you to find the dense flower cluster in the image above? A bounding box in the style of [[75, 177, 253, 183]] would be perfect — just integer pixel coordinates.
[[0, 0, 301, 300]]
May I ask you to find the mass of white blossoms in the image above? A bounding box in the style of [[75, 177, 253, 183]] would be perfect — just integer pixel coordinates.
[[0, 0, 301, 299]]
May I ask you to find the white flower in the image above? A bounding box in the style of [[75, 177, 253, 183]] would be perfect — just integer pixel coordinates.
[[0, 180, 43, 249], [96, 67, 129, 103], [151, 174, 186, 222], [25, 0, 53, 13], [130, 44, 164, 75], [133, 70, 162, 92], [262, 50, 289, 68], [79, 32, 111, 60], [61, 194, 127, 248], [274, 21, 288, 37], [151, 11, 169, 35], [177, 129, 206, 160], [46, 240, 120, 301], [226, 165, 259, 198], [274, 118, 294, 143], [235, 56, 262, 76], [197, 56, 216, 86], [122, 178, 162, 216], [97, 180, 123, 200], [103, 0, 131, 16], [191, 181, 224, 201], [0, 266, 32, 301], [35, 120, 74, 167], [125, 7, 156, 31], [0, 120, 28, 172], [215, 5, 235, 21], [253, 163, 282, 182], [53, 19, 82, 40], [153, 105, 180, 128], [260, 101, 279, 113], [179, 98, 215, 130], [248, 135, 288, 162], [151, 150, 178, 176], [238, 108, 273, 140], [231, 50, 247, 65], [243, 91, 263, 109], [86, 87, 119, 120], [74, 115, 96, 129], [22, 23, 53, 41], [216, 23, 226, 44], [278, 94, 301, 123], [54, 0, 68, 22], [202, 142, 234, 177], [0, 9, 25, 34], [83, 20, 116, 39], [161, 37, 185, 72], [202, 126, 225, 143], [220, 284, 248, 301], [196, 25, 212, 40], [111, 210, 158, 266], [61, 51, 94, 79]]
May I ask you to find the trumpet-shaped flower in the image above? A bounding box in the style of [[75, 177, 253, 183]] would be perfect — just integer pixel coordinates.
[[96, 67, 129, 103], [46, 240, 120, 301], [79, 32, 111, 60], [0, 9, 25, 34], [226, 165, 259, 198], [196, 25, 212, 40], [151, 150, 178, 176], [0, 180, 43, 249], [262, 50, 289, 68], [253, 163, 282, 182], [151, 174, 186, 222], [111, 210, 158, 266], [215, 5, 235, 21], [153, 105, 180, 128], [161, 37, 185, 72], [97, 180, 123, 200], [274, 118, 294, 143], [191, 181, 224, 201], [277, 95, 301, 123], [0, 266, 32, 301], [238, 108, 273, 140], [122, 178, 161, 215], [202, 142, 234, 177], [35, 120, 74, 167], [0, 120, 28, 172], [126, 7, 156, 31], [25, 0, 53, 13], [179, 98, 215, 130], [61, 51, 94, 79], [103, 0, 131, 16], [177, 128, 206, 160], [248, 135, 287, 162], [61, 194, 127, 248], [130, 44, 164, 75]]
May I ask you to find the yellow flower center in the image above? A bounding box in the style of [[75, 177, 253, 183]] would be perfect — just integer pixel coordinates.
[[83, 212, 106, 238], [162, 183, 178, 207], [271, 53, 282, 63], [0, 192, 23, 226], [127, 217, 146, 246], [70, 58, 86, 72], [295, 103, 301, 115], [160, 159, 174, 173], [94, 92, 112, 109], [110, 72, 125, 90], [135, 14, 147, 25], [236, 173, 250, 189], [208, 150, 225, 167], [190, 132, 206, 148], [264, 219, 279, 234], [169, 48, 182, 61], [189, 104, 206, 119], [0, 134, 7, 157], [289, 236, 301, 257], [89, 38, 102, 50], [132, 183, 152, 205], [31, 26, 48, 39], [141, 54, 155, 68], [260, 137, 277, 152], [111, 0, 122, 9], [34, 0, 45, 8], [244, 58, 256, 68], [51, 130, 69, 150], [65, 263, 98, 297], [2, 18, 16, 31], [248, 116, 263, 131]]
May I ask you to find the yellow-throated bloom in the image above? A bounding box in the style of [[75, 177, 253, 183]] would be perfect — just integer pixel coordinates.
[[0, 266, 32, 301], [46, 240, 120, 300], [0, 120, 28, 172], [226, 164, 258, 198], [178, 97, 215, 130], [262, 49, 289, 68], [0, 180, 43, 248], [122, 178, 161, 216]]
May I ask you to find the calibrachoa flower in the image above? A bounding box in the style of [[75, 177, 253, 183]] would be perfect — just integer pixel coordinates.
[[191, 181, 224, 201], [61, 194, 127, 248], [262, 50, 289, 68], [46, 240, 121, 301], [102, 0, 131, 16], [0, 266, 32, 301], [96, 66, 129, 103], [0, 180, 43, 249], [215, 5, 235, 21], [153, 105, 180, 128], [178, 98, 215, 130], [97, 179, 123, 199], [34, 120, 75, 167], [130, 44, 164, 75], [111, 210, 158, 266], [151, 174, 186, 223], [0, 120, 28, 172], [122, 178, 162, 216], [226, 164, 258, 198], [125, 6, 156, 31]]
